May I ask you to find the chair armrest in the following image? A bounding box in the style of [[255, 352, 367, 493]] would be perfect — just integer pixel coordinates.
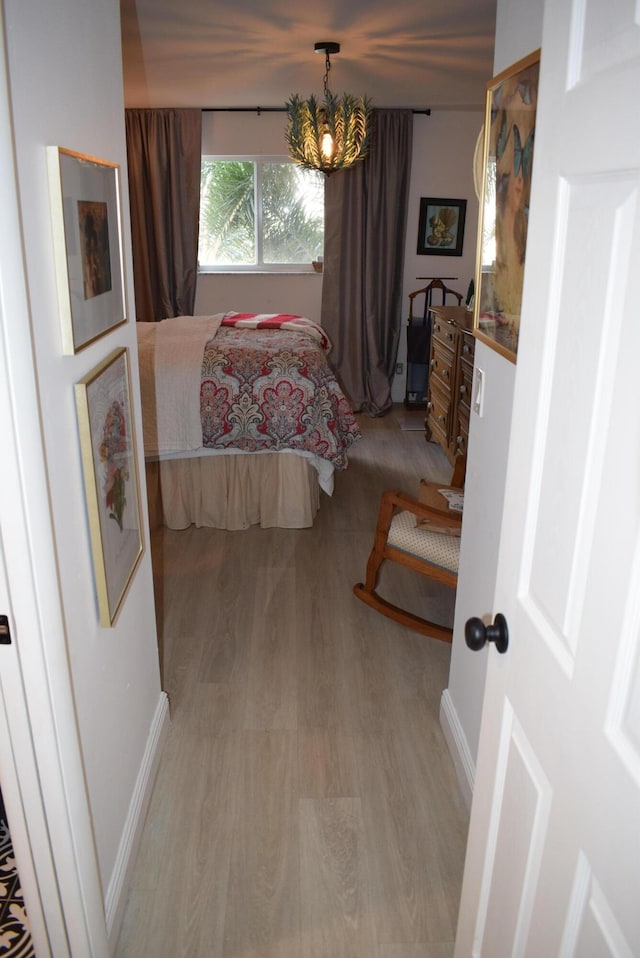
[[380, 490, 462, 530]]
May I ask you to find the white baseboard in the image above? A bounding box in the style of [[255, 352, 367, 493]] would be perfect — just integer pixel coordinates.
[[105, 691, 170, 944], [440, 688, 475, 811]]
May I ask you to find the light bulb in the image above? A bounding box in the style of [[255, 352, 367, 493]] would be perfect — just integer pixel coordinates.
[[321, 130, 335, 160]]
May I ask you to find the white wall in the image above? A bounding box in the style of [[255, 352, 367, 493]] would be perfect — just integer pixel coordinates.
[[196, 270, 324, 326], [440, 0, 544, 807], [3, 0, 165, 943]]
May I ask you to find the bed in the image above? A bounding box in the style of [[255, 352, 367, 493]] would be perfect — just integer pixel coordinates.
[[136, 313, 361, 530]]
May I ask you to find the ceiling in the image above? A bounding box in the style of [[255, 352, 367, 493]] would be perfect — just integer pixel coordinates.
[[120, 0, 497, 112]]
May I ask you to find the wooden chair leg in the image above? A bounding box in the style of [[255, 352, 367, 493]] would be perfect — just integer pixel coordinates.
[[361, 491, 396, 592]]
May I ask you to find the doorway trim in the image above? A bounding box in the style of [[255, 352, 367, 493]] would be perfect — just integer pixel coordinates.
[[0, 5, 109, 954]]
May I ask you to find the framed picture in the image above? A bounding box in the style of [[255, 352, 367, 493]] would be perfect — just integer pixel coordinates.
[[48, 146, 126, 354], [417, 197, 467, 256], [75, 348, 143, 626], [473, 49, 541, 362]]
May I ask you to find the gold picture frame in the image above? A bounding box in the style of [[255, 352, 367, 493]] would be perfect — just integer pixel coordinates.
[[473, 49, 541, 362], [75, 348, 143, 626], [48, 146, 126, 354]]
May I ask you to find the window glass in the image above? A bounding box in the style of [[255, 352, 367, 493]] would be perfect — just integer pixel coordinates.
[[199, 158, 324, 271]]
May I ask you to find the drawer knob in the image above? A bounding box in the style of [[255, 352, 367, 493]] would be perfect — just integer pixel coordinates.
[[442, 369, 449, 378]]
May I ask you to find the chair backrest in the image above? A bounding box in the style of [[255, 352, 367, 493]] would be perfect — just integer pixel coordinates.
[[408, 278, 463, 322]]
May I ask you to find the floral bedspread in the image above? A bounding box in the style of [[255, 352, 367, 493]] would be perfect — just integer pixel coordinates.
[[199, 326, 361, 469]]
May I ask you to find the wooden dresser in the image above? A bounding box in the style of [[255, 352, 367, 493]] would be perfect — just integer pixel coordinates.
[[425, 305, 475, 465]]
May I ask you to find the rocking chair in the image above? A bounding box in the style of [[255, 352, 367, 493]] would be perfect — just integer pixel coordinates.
[[353, 460, 465, 642]]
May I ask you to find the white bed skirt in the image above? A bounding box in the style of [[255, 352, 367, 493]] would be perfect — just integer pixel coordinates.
[[145, 452, 321, 531]]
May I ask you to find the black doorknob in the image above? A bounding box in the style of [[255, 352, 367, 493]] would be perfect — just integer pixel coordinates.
[[465, 613, 509, 654]]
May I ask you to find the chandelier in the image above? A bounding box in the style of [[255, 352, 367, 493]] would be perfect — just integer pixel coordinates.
[[285, 42, 372, 176]]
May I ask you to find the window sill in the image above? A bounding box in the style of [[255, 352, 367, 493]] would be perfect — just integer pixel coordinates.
[[198, 269, 323, 276]]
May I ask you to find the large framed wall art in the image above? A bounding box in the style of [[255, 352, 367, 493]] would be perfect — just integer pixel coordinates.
[[75, 348, 143, 626], [473, 49, 541, 362], [48, 146, 126, 353]]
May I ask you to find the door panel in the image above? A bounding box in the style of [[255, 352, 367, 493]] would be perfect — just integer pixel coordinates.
[[479, 704, 551, 957], [608, 543, 640, 786], [561, 854, 635, 957], [455, 1, 640, 955]]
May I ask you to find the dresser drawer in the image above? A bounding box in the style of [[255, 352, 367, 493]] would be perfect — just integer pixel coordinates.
[[432, 317, 458, 351], [457, 330, 475, 429], [458, 356, 474, 407], [460, 331, 475, 363], [427, 379, 450, 444], [456, 400, 470, 457], [430, 338, 455, 390]]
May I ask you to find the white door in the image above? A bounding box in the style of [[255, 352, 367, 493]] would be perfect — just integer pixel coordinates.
[[455, 3, 640, 956]]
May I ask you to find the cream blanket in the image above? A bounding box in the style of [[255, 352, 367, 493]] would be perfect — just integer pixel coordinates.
[[136, 315, 222, 457]]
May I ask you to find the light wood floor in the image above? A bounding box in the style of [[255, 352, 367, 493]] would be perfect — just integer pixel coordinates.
[[116, 407, 469, 958]]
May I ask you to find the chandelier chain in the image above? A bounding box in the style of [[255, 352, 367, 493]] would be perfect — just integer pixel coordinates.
[[323, 53, 331, 98]]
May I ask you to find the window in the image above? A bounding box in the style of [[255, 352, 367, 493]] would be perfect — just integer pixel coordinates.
[[198, 157, 324, 272]]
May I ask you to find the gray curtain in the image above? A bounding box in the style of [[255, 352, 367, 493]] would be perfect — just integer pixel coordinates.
[[321, 109, 413, 415], [125, 108, 202, 321]]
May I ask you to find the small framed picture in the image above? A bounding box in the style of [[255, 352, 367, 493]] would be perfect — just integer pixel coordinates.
[[75, 348, 143, 626], [417, 197, 467, 256], [48, 147, 126, 353]]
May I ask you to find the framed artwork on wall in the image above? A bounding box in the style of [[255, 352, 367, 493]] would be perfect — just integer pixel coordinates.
[[75, 348, 143, 627], [48, 146, 126, 354], [473, 49, 541, 362], [417, 197, 467, 256]]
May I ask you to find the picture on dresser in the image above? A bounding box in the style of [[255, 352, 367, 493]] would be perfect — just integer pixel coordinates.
[[474, 48, 540, 362], [417, 197, 467, 256]]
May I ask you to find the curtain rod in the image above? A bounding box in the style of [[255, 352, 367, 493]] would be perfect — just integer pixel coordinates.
[[202, 107, 431, 115]]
